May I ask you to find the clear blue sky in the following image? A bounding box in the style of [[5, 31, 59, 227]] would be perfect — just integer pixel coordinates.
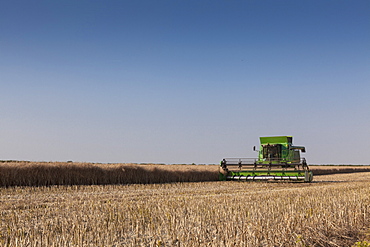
[[1, 1, 369, 165]]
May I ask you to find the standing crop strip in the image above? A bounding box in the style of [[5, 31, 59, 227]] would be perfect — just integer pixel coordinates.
[[0, 162, 218, 186], [1, 162, 370, 187]]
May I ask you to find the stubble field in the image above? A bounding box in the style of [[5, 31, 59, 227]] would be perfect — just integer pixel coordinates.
[[1, 169, 370, 247]]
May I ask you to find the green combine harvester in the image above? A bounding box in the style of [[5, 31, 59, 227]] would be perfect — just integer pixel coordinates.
[[219, 136, 313, 182]]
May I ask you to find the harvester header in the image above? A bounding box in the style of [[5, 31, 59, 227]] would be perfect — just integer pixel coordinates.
[[220, 136, 313, 182]]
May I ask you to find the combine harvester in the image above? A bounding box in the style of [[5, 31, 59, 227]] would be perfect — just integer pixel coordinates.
[[220, 136, 313, 182]]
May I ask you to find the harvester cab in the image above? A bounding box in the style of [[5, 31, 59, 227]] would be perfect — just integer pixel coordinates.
[[220, 136, 313, 182]]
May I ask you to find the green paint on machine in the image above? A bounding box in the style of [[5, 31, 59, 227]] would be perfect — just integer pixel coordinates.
[[219, 136, 313, 182]]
